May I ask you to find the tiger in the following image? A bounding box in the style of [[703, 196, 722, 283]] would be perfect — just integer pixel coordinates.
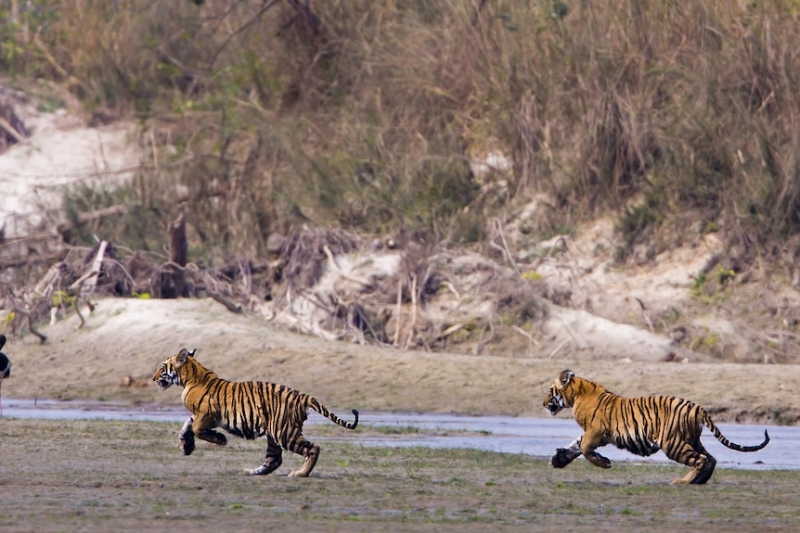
[[542, 369, 770, 484], [0, 334, 10, 417], [152, 348, 359, 477]]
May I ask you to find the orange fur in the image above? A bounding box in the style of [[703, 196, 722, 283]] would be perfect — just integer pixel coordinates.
[[153, 348, 358, 477], [543, 369, 769, 484]]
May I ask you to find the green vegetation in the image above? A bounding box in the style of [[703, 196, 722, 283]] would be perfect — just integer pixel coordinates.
[[522, 271, 543, 282], [3, 1, 800, 263]]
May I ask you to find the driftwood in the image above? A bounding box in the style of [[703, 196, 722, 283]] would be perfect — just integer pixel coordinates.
[[1, 227, 557, 358], [0, 117, 25, 143], [0, 251, 65, 271], [56, 205, 130, 235], [403, 273, 418, 349], [0, 98, 29, 152], [68, 269, 99, 330], [82, 240, 107, 296], [393, 277, 402, 346], [208, 290, 242, 314], [9, 306, 46, 343], [511, 324, 540, 346]]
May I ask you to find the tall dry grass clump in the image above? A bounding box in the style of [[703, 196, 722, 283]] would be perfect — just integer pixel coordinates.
[[2, 0, 800, 262]]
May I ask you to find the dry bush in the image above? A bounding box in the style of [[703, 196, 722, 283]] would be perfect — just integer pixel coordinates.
[[2, 0, 800, 266]]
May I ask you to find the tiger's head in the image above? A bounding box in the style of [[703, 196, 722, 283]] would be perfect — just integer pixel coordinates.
[[153, 348, 196, 390], [542, 369, 575, 416]]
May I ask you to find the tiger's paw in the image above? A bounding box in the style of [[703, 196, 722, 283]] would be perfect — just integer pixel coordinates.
[[180, 436, 196, 456], [587, 452, 611, 469], [208, 433, 227, 446], [551, 449, 572, 468], [244, 458, 282, 476], [551, 447, 581, 468], [287, 470, 309, 478]]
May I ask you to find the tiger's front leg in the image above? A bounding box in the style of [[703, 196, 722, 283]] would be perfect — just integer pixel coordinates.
[[180, 415, 227, 456], [551, 438, 583, 468]]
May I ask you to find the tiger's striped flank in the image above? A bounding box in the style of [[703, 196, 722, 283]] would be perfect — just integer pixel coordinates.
[[153, 348, 358, 477], [543, 369, 769, 484]]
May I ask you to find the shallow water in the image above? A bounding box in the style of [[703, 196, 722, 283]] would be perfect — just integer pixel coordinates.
[[3, 398, 793, 471]]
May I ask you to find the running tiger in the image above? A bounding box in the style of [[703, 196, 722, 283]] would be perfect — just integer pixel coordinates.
[[153, 348, 359, 477], [543, 369, 769, 484]]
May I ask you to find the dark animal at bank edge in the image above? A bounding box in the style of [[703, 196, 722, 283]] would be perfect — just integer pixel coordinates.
[[543, 369, 770, 484], [0, 334, 10, 416], [153, 348, 359, 477]]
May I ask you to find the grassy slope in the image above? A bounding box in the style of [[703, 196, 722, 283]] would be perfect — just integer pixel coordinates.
[[4, 1, 800, 256]]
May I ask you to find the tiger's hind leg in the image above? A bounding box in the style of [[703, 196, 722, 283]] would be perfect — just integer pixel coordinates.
[[664, 440, 716, 485], [179, 417, 196, 455], [245, 435, 283, 476], [284, 435, 320, 478], [179, 417, 195, 455]]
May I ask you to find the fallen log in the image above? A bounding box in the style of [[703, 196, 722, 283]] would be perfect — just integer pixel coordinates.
[[56, 205, 130, 235]]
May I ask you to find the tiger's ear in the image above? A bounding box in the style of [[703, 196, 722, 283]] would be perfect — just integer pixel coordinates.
[[558, 369, 575, 387], [175, 348, 190, 367], [0, 334, 5, 351], [188, 349, 197, 357]]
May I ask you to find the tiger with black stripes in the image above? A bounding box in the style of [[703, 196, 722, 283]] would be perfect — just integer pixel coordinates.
[[153, 348, 359, 477], [543, 369, 769, 484]]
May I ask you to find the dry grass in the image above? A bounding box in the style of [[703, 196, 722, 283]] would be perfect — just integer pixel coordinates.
[[3, 1, 800, 263]]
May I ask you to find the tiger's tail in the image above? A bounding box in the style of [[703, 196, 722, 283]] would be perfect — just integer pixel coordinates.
[[308, 398, 359, 430], [702, 411, 769, 452]]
